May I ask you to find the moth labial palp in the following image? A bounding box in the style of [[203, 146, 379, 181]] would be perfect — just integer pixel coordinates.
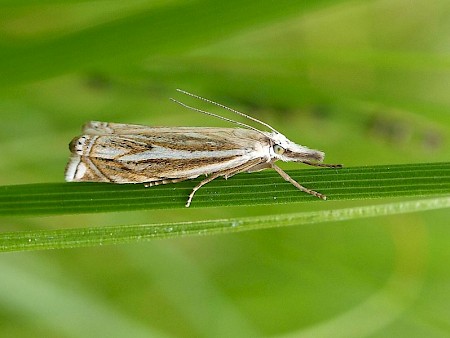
[[65, 89, 342, 207]]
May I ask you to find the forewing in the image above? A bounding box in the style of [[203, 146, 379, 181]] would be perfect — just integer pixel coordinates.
[[65, 128, 269, 183], [82, 121, 251, 136], [82, 121, 160, 135]]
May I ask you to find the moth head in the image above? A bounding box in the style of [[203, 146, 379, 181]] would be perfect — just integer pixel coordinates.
[[267, 132, 325, 163]]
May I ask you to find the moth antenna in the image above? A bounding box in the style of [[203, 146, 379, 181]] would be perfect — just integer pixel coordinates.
[[170, 98, 267, 137], [176, 89, 281, 134]]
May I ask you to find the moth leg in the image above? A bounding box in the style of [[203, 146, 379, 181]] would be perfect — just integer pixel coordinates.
[[245, 162, 272, 173], [271, 164, 327, 200], [186, 173, 223, 207], [144, 178, 188, 187], [302, 160, 342, 168], [186, 158, 265, 207]]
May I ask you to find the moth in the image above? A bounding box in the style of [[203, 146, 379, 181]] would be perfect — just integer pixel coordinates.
[[65, 89, 341, 207]]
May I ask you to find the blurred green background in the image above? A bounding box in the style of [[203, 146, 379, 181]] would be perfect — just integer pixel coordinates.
[[1, 0, 449, 337]]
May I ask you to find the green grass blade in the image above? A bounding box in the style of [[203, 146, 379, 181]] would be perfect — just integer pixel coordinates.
[[0, 163, 449, 216], [1, 196, 448, 252]]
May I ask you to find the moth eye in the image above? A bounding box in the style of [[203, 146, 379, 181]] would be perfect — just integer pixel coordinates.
[[273, 144, 285, 155]]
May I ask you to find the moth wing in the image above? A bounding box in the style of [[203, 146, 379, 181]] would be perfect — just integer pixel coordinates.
[[66, 129, 270, 183], [82, 122, 245, 136], [82, 121, 152, 135], [69, 128, 265, 158]]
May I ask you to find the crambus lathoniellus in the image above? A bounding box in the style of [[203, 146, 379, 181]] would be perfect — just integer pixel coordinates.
[[65, 89, 342, 207]]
